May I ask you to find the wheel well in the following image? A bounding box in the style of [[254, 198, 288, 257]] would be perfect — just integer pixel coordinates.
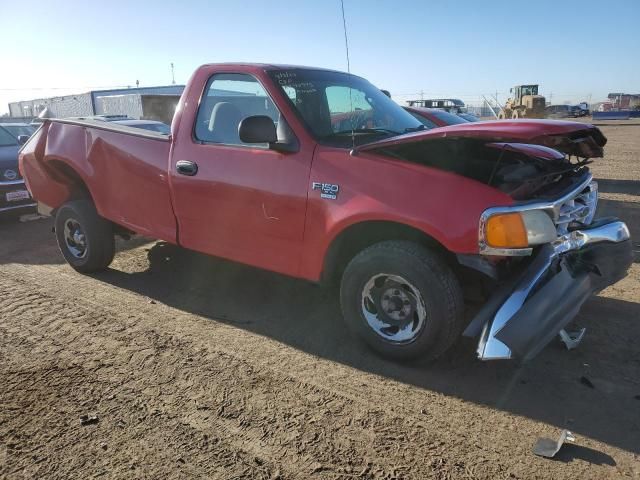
[[47, 160, 92, 202], [322, 221, 449, 284], [47, 160, 133, 237]]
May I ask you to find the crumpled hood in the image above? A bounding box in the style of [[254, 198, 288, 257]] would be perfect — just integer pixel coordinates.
[[356, 119, 607, 158], [0, 145, 20, 170]]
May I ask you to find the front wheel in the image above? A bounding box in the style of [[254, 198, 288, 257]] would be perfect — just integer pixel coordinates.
[[340, 241, 464, 362], [54, 199, 115, 273]]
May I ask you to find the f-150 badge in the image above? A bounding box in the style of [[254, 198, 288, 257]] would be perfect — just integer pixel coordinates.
[[312, 182, 339, 200]]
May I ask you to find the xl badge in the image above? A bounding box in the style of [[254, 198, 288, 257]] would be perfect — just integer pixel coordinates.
[[312, 182, 339, 200]]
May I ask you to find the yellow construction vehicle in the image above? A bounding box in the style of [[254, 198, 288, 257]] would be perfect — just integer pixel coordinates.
[[498, 85, 546, 119]]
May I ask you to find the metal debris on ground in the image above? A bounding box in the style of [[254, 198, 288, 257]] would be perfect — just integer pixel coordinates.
[[533, 429, 576, 458], [558, 328, 586, 350], [19, 213, 46, 223], [80, 414, 99, 426]]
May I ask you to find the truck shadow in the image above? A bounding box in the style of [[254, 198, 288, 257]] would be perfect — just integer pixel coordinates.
[[597, 179, 640, 197], [0, 216, 148, 265], [95, 240, 640, 455]]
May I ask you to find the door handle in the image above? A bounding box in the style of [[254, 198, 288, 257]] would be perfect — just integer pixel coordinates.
[[176, 160, 198, 176]]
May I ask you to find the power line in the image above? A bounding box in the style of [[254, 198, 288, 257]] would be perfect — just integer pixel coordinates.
[[0, 85, 131, 91]]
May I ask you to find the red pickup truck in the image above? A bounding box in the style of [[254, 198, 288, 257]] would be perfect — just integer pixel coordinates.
[[20, 63, 632, 362]]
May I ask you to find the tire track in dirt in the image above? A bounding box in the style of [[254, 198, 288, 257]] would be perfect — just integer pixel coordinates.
[[2, 262, 635, 479], [0, 278, 286, 480], [1, 272, 464, 479]]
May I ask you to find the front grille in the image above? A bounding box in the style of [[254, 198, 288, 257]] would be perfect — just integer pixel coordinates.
[[554, 181, 598, 235], [0, 167, 22, 182]]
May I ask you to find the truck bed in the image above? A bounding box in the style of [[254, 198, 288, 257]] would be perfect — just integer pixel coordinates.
[[21, 119, 177, 242]]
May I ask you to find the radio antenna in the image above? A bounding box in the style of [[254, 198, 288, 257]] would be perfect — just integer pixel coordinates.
[[340, 0, 356, 152], [340, 0, 351, 73]]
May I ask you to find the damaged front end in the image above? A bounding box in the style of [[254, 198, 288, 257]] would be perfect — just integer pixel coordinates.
[[469, 217, 631, 361], [358, 120, 631, 361], [465, 174, 632, 361]]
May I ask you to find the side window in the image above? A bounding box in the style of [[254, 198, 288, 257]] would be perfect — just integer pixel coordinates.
[[195, 73, 280, 146]]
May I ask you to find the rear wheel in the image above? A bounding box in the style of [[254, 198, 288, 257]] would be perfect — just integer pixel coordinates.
[[512, 110, 521, 119], [54, 199, 115, 273], [340, 241, 464, 362]]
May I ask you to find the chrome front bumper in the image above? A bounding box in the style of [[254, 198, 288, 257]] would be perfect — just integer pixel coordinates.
[[473, 219, 631, 361]]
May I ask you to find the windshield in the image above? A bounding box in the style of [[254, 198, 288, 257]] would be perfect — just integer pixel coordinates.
[[268, 69, 423, 146], [521, 85, 538, 96], [2, 125, 36, 139], [0, 127, 18, 146]]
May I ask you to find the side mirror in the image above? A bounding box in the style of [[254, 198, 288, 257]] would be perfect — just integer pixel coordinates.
[[238, 115, 277, 144], [17, 135, 30, 145]]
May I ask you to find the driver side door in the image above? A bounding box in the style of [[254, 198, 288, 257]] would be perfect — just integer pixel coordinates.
[[169, 72, 312, 277]]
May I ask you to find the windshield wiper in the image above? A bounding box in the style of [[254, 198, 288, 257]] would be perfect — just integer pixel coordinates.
[[326, 127, 401, 137], [404, 125, 426, 133]]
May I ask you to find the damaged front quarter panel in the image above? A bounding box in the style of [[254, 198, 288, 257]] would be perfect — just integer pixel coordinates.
[[357, 120, 630, 361]]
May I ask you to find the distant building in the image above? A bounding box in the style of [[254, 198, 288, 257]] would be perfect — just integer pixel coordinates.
[[8, 85, 185, 118], [98, 94, 181, 124], [607, 93, 640, 110]]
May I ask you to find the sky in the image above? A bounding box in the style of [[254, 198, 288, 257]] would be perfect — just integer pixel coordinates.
[[1, 0, 639, 115]]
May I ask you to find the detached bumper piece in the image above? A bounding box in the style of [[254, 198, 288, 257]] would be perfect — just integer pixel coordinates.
[[469, 218, 632, 361]]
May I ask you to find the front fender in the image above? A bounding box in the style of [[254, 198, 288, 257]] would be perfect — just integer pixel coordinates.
[[298, 148, 514, 281]]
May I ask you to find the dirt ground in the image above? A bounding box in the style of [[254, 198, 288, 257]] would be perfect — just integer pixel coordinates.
[[1, 124, 639, 480]]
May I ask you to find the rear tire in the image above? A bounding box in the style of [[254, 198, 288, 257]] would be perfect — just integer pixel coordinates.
[[54, 199, 115, 273], [512, 110, 521, 119], [340, 241, 464, 362]]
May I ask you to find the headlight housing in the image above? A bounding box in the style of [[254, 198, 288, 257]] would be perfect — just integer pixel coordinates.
[[480, 209, 557, 255]]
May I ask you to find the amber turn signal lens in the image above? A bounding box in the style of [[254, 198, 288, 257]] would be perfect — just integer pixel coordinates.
[[485, 213, 528, 248]]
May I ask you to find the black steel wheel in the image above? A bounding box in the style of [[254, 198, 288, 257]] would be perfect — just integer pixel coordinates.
[[54, 199, 115, 273]]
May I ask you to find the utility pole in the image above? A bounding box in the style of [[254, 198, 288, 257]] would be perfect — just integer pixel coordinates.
[[170, 63, 176, 85]]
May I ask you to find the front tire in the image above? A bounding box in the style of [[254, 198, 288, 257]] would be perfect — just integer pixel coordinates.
[[340, 241, 464, 362], [54, 199, 115, 273]]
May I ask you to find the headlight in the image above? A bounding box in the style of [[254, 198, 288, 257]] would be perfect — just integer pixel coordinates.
[[521, 210, 557, 245], [482, 210, 556, 252]]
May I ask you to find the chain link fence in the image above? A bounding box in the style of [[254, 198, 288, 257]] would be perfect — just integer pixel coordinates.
[[391, 91, 598, 119]]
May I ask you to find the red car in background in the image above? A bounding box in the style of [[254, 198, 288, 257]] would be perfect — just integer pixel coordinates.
[[403, 106, 471, 128]]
